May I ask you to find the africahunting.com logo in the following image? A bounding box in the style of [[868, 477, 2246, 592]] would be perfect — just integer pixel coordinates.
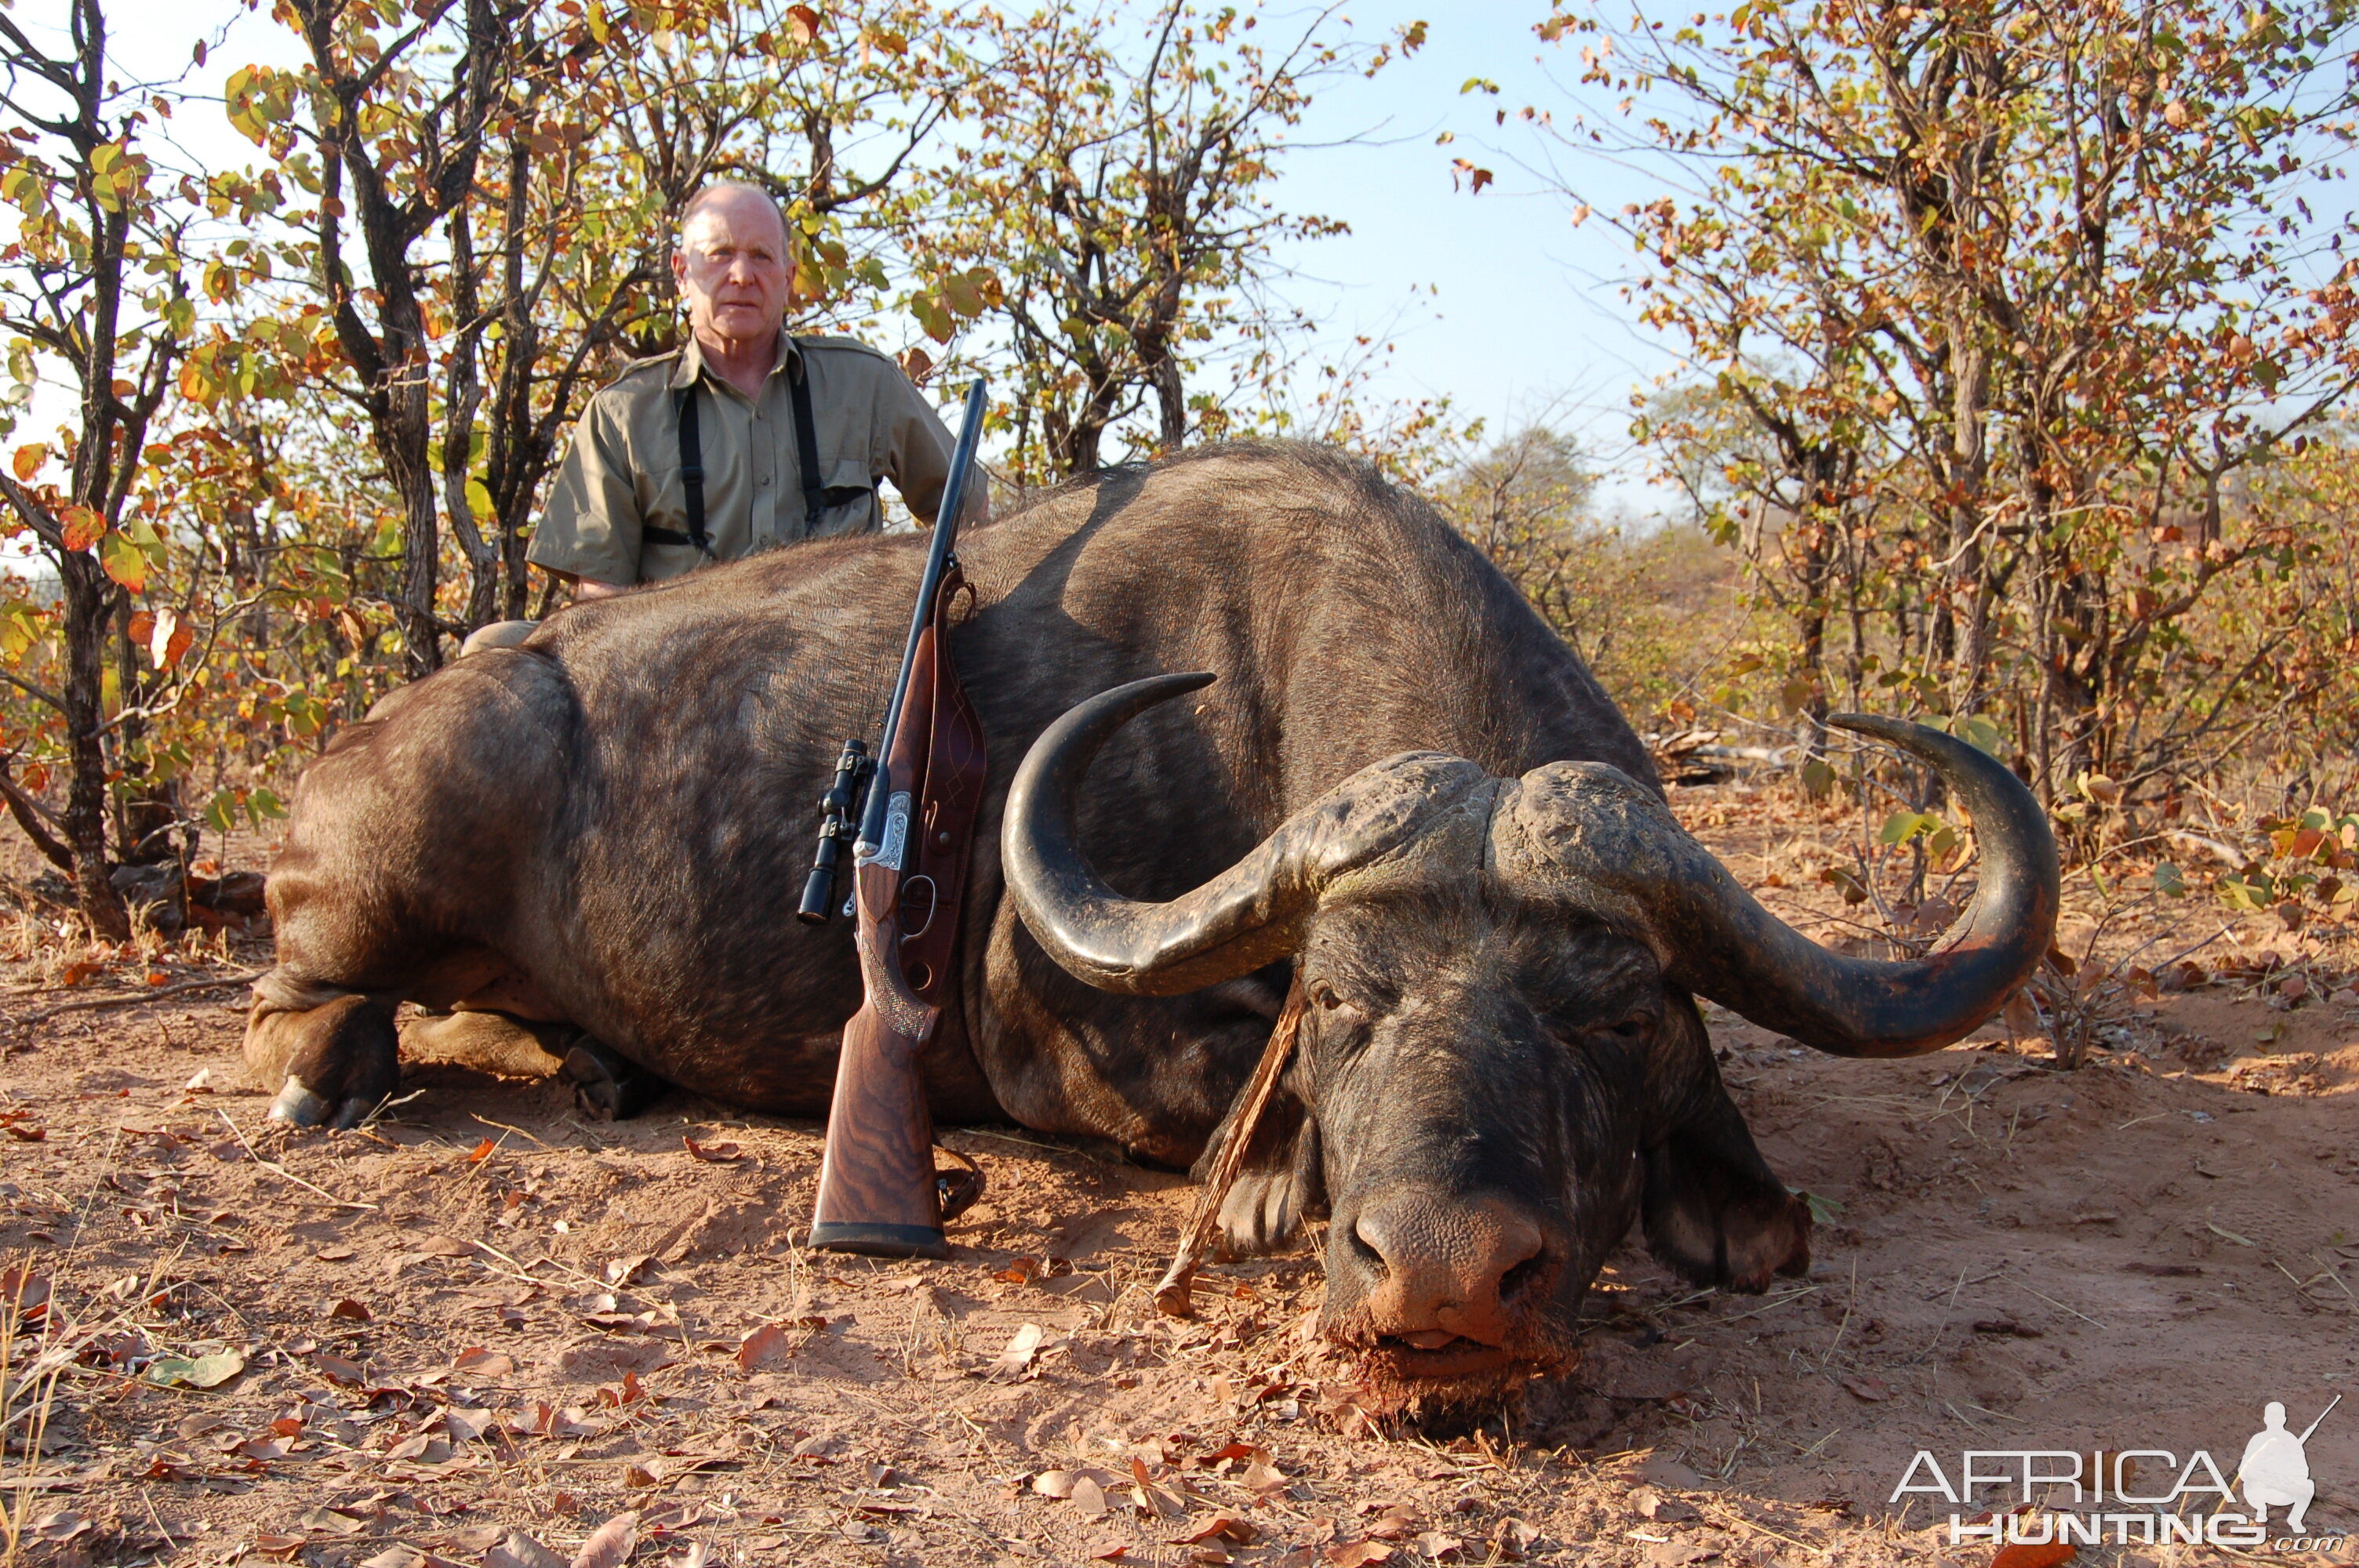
[[1889, 1397, 2345, 1553]]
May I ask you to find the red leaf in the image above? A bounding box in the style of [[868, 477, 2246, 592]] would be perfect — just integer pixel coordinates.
[[466, 1137, 496, 1165], [329, 1298, 371, 1322], [738, 1323, 791, 1373], [454, 1347, 516, 1378], [1992, 1541, 2075, 1568], [59, 504, 104, 551], [682, 1135, 740, 1163]]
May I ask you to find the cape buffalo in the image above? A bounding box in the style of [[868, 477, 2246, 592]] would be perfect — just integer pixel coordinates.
[[249, 442, 2057, 1406]]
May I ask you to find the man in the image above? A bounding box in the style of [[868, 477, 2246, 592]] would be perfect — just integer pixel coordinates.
[[463, 180, 979, 652]]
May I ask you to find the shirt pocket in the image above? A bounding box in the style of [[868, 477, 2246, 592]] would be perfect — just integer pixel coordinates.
[[802, 457, 878, 539], [632, 459, 710, 576]]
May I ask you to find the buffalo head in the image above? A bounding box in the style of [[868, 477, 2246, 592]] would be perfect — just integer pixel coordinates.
[[1002, 673, 2058, 1409]]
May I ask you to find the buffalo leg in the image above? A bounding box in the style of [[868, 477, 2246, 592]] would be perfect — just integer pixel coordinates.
[[1639, 1073, 1811, 1292], [560, 1036, 671, 1121], [1211, 1089, 1328, 1257], [247, 994, 402, 1131]]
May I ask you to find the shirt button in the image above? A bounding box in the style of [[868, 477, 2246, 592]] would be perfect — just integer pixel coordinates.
[[759, 474, 772, 487]]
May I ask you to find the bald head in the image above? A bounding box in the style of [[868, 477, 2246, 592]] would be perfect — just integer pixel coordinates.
[[678, 180, 790, 253], [673, 181, 794, 362]]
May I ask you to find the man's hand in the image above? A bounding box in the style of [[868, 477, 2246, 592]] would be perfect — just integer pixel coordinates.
[[575, 577, 626, 601]]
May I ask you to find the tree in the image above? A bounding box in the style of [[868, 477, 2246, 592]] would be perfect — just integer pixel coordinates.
[[1544, 0, 2359, 808], [0, 0, 197, 937], [928, 0, 1419, 483]]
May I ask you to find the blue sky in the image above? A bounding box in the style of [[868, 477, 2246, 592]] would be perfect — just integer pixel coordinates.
[[1260, 0, 1685, 505]]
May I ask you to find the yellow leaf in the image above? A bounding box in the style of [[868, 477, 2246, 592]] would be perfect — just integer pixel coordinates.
[[11, 443, 45, 481], [100, 531, 147, 592]]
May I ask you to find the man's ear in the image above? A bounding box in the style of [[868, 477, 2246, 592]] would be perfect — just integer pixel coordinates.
[[1640, 1000, 1811, 1291]]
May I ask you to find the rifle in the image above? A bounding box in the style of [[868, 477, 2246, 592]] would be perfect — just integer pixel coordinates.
[[806, 379, 991, 1259]]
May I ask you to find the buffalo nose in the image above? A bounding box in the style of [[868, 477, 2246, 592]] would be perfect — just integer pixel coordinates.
[[1351, 1189, 1546, 1346]]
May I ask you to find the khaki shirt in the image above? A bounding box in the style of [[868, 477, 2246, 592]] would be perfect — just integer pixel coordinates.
[[527, 332, 965, 586]]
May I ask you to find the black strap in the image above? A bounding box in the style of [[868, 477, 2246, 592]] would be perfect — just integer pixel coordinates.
[[787, 338, 830, 535], [787, 337, 878, 537], [648, 383, 715, 557]]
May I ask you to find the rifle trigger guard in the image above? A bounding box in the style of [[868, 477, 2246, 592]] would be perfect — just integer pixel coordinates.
[[898, 874, 939, 942]]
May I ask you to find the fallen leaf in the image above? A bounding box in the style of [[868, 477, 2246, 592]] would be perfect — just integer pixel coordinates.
[[1411, 1532, 1463, 1562], [1991, 1541, 2076, 1568], [253, 1536, 310, 1559], [1326, 1543, 1394, 1566], [995, 1255, 1041, 1284], [296, 1507, 367, 1537], [738, 1323, 792, 1373], [315, 1246, 356, 1262], [146, 1350, 245, 1389], [466, 1137, 497, 1165], [487, 1530, 569, 1568], [605, 1254, 652, 1287], [184, 1068, 215, 1093], [418, 1235, 474, 1258], [990, 1322, 1049, 1381], [454, 1347, 517, 1378], [1644, 1544, 1718, 1568], [313, 1352, 363, 1385], [1839, 1373, 1893, 1402], [1035, 1468, 1087, 1498], [359, 1548, 425, 1568], [1241, 1459, 1289, 1493], [1179, 1515, 1257, 1545], [570, 1512, 638, 1568], [330, 1298, 372, 1322], [443, 1406, 491, 1444], [682, 1136, 740, 1163]]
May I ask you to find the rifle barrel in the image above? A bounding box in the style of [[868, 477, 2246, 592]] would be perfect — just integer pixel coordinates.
[[856, 379, 990, 858], [2298, 1393, 2341, 1445]]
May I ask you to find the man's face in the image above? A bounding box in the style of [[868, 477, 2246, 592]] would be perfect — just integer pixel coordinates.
[[672, 191, 791, 350]]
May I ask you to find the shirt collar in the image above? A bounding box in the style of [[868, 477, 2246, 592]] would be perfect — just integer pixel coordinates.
[[669, 329, 801, 391]]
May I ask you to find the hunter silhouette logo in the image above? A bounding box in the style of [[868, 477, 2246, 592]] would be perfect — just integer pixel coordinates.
[[1891, 1393, 2346, 1552], [2240, 1396, 2338, 1534]]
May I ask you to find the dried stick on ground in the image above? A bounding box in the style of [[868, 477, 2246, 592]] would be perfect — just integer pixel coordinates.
[[1154, 984, 1307, 1318]]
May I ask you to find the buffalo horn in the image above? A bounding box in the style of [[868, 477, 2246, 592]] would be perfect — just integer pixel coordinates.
[[1002, 673, 1488, 995], [1515, 714, 2058, 1057]]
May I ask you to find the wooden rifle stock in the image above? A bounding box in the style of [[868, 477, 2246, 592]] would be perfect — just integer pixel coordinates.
[[810, 383, 990, 1258]]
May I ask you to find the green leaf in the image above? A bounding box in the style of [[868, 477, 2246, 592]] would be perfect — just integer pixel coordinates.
[[146, 1349, 245, 1389], [1799, 757, 1835, 797], [1945, 713, 2005, 758], [2152, 862, 2186, 897]]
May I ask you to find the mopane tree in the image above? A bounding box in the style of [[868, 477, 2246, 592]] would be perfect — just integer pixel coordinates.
[[1542, 0, 2359, 804], [925, 0, 1418, 483], [0, 0, 197, 936]]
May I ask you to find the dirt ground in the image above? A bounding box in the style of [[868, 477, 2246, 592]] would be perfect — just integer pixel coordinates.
[[2, 799, 2356, 1568]]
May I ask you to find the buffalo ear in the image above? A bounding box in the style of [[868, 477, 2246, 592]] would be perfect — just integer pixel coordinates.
[[1639, 1050, 1811, 1291]]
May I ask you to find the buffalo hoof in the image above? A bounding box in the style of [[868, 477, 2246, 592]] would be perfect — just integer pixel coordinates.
[[268, 1076, 378, 1131], [1218, 1167, 1312, 1256], [259, 993, 399, 1131], [561, 1038, 669, 1121]]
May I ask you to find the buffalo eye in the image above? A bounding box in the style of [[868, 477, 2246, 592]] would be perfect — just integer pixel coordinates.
[[1608, 1015, 1651, 1039], [1308, 980, 1343, 1011]]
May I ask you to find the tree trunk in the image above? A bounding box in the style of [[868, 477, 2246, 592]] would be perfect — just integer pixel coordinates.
[[58, 550, 129, 938]]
